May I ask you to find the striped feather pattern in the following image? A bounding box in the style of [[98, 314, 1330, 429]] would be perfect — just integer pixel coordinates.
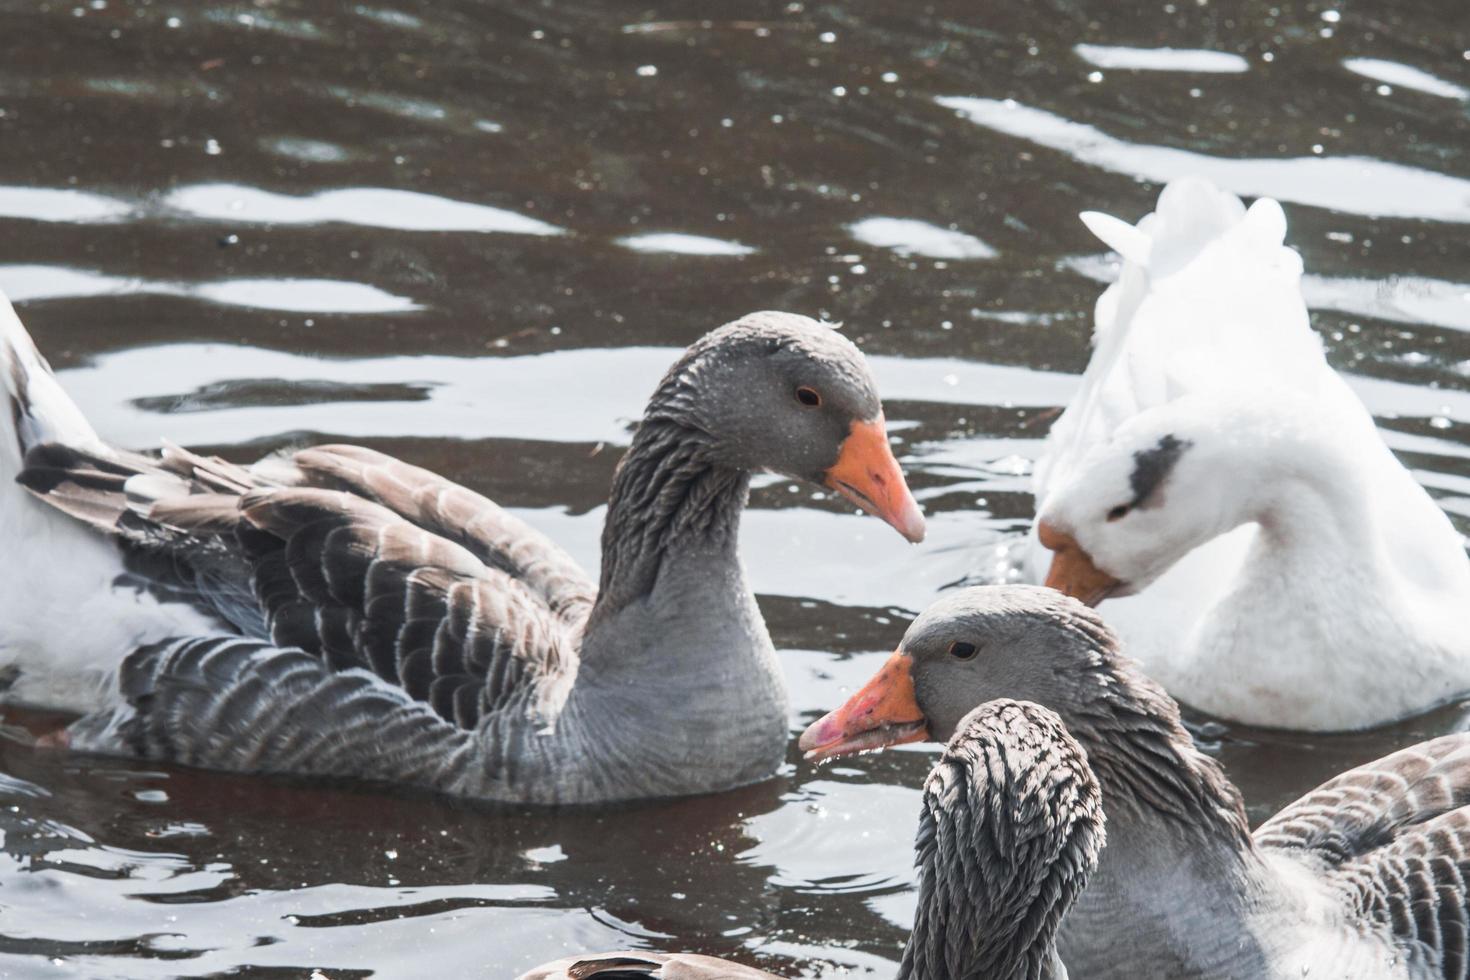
[[68, 636, 476, 791], [236, 487, 575, 728], [20, 437, 583, 735], [1257, 735, 1470, 974], [290, 445, 595, 623]]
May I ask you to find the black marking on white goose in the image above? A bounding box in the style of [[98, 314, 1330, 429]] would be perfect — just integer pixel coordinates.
[[802, 585, 1470, 979], [2, 302, 925, 804], [520, 699, 1104, 980]]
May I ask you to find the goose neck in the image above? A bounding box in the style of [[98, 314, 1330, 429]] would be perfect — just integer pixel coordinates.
[[587, 417, 750, 630]]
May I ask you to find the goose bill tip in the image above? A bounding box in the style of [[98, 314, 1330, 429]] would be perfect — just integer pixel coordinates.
[[798, 651, 930, 763]]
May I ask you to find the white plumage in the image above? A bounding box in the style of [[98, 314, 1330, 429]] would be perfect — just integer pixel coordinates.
[[1032, 177, 1470, 730]]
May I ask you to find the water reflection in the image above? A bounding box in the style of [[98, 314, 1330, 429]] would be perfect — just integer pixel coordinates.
[[616, 232, 756, 256], [0, 188, 130, 224], [1341, 58, 1469, 100], [163, 184, 564, 235], [939, 97, 1470, 222], [1072, 45, 1250, 73], [848, 217, 996, 260], [0, 266, 421, 314]]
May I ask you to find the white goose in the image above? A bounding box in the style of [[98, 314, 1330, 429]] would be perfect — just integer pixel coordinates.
[[1030, 177, 1470, 731]]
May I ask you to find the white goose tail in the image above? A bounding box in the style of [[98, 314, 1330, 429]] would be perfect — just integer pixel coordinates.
[[0, 290, 213, 712], [1, 293, 104, 468], [1034, 176, 1326, 503]]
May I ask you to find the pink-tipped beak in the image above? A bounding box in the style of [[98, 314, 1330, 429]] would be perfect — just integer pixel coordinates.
[[799, 651, 931, 762]]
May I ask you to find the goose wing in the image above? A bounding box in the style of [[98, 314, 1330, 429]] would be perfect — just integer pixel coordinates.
[[1256, 734, 1470, 972], [1255, 734, 1470, 869], [67, 635, 479, 793], [21, 441, 586, 730], [281, 444, 594, 623]]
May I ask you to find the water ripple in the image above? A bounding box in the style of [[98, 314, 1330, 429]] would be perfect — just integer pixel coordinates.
[[849, 217, 997, 260], [616, 232, 756, 256], [1342, 58, 1469, 100], [0, 266, 421, 314], [938, 97, 1470, 222], [1073, 45, 1250, 73], [163, 184, 564, 235], [0, 187, 131, 224]]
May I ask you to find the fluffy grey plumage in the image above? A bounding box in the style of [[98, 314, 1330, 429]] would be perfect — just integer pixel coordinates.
[[519, 700, 1104, 980], [871, 585, 1470, 979], [15, 311, 911, 804]]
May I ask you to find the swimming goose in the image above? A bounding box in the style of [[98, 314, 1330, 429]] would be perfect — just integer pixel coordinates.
[[1030, 176, 1470, 730], [803, 585, 1470, 978], [522, 698, 1104, 980], [0, 299, 925, 804]]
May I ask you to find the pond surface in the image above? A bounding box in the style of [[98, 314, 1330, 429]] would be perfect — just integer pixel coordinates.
[[1, 0, 1469, 976]]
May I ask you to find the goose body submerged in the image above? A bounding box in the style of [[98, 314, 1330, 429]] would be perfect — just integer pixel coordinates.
[[1031, 177, 1470, 730], [805, 586, 1470, 978], [523, 698, 1104, 980], [0, 299, 924, 804]]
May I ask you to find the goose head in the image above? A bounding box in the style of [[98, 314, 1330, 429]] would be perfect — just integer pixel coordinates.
[[1034, 399, 1242, 604], [654, 311, 925, 542], [800, 585, 1117, 758]]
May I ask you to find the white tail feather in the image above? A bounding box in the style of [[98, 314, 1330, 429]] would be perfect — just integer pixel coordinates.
[[1035, 176, 1325, 503], [0, 289, 215, 712], [0, 291, 103, 468]]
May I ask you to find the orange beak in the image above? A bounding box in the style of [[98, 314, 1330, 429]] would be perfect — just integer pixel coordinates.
[[825, 415, 926, 543], [798, 651, 931, 762], [1038, 519, 1121, 607]]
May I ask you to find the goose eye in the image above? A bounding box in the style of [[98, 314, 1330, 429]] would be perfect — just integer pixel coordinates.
[[1106, 504, 1130, 522], [795, 386, 822, 407], [948, 641, 978, 661]]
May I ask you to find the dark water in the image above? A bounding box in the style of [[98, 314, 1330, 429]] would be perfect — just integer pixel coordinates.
[[1, 0, 1468, 976]]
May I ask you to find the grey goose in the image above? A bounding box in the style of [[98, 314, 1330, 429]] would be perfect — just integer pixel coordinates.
[[0, 296, 924, 804], [803, 585, 1470, 978]]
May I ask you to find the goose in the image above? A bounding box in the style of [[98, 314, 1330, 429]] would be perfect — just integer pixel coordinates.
[[1028, 176, 1470, 730], [802, 585, 1470, 978], [0, 298, 926, 804], [521, 697, 1104, 980]]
